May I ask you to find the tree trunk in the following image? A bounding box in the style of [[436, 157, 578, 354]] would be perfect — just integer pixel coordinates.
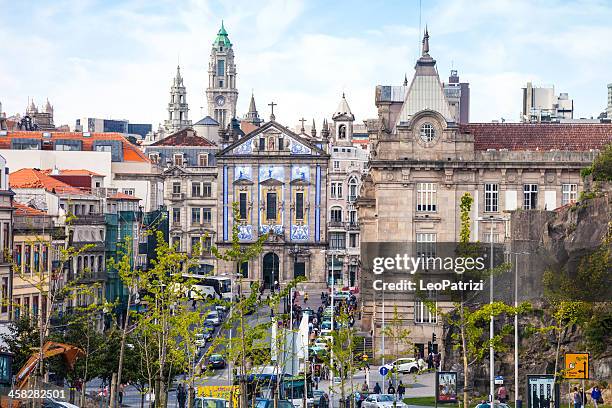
[[116, 291, 133, 408], [460, 303, 469, 408]]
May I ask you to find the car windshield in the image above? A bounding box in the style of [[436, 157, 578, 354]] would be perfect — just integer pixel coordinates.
[[210, 355, 222, 361], [377, 395, 394, 402], [195, 399, 226, 408]]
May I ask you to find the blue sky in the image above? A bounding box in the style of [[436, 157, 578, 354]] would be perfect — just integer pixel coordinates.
[[1, 0, 611, 129]]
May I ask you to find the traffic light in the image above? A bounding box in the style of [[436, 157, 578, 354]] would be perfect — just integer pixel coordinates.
[[432, 332, 437, 343]]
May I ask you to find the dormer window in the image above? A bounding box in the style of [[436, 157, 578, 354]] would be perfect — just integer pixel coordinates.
[[173, 154, 184, 166], [420, 123, 436, 143], [149, 153, 159, 164], [198, 153, 208, 166]]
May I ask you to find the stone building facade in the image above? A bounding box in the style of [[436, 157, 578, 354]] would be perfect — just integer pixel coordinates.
[[206, 22, 238, 128], [357, 30, 612, 357], [215, 120, 329, 288]]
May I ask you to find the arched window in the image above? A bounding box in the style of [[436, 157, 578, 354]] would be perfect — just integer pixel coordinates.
[[338, 124, 346, 139], [348, 177, 358, 201]]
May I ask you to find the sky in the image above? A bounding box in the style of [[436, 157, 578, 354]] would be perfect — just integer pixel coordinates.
[[1, 0, 611, 130]]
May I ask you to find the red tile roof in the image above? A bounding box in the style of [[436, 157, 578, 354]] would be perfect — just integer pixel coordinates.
[[10, 168, 88, 195], [44, 169, 103, 177], [151, 127, 216, 147], [108, 192, 141, 201], [1, 131, 149, 162], [13, 202, 48, 216], [461, 123, 612, 151]]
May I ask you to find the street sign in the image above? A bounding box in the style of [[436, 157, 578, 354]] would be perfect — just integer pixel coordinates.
[[379, 366, 389, 376], [495, 376, 504, 385], [565, 353, 589, 379]]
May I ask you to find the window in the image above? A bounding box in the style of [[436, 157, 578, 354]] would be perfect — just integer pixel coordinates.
[[172, 236, 181, 251], [198, 153, 209, 166], [191, 237, 201, 252], [349, 233, 358, 248], [415, 299, 437, 323], [484, 183, 499, 212], [562, 183, 577, 205], [191, 207, 201, 224], [329, 232, 346, 249], [416, 183, 437, 212], [202, 183, 212, 197], [416, 233, 436, 259], [172, 208, 180, 224], [483, 232, 500, 243], [149, 153, 159, 163], [202, 208, 212, 224], [295, 192, 304, 220], [278, 137, 284, 150], [172, 182, 181, 194], [123, 188, 134, 196], [237, 261, 248, 278], [173, 154, 184, 166], [203, 237, 212, 252], [331, 182, 343, 199], [259, 138, 265, 151], [239, 192, 248, 220], [523, 184, 538, 209], [294, 262, 306, 278], [217, 59, 225, 76], [333, 161, 340, 170], [349, 210, 357, 225], [266, 192, 277, 220], [348, 177, 358, 201], [95, 145, 112, 152], [192, 182, 202, 197], [420, 123, 435, 142], [1, 277, 7, 313], [330, 207, 342, 223]]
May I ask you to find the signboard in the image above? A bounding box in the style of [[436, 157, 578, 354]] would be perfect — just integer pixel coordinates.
[[197, 385, 239, 408], [379, 366, 389, 376], [564, 353, 589, 379], [527, 375, 559, 408], [436, 371, 458, 404], [495, 376, 504, 385]]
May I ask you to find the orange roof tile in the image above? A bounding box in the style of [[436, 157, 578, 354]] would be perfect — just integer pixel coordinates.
[[13, 202, 48, 216], [1, 131, 149, 162], [10, 168, 88, 195], [47, 169, 104, 177]]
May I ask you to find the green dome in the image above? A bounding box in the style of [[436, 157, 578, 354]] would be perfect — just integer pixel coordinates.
[[213, 20, 232, 48]]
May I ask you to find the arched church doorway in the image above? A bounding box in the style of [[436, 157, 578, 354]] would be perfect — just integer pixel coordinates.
[[262, 252, 280, 289]]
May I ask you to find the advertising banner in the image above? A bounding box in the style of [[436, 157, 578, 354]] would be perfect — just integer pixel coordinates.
[[436, 371, 458, 403]]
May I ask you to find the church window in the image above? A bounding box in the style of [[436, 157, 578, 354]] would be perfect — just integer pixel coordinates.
[[266, 192, 277, 221], [217, 60, 225, 76], [339, 124, 346, 139], [259, 138, 265, 151], [239, 192, 248, 220], [295, 192, 304, 220], [219, 80, 224, 88], [278, 137, 284, 150], [420, 123, 436, 143], [416, 183, 437, 212]]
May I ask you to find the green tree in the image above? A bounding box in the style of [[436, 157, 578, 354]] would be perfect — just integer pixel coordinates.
[[381, 306, 413, 408]]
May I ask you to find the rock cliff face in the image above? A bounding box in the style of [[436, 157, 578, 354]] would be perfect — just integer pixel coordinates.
[[443, 188, 611, 401]]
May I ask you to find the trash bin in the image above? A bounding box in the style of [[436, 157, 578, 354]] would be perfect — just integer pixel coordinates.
[[516, 400, 523, 408]]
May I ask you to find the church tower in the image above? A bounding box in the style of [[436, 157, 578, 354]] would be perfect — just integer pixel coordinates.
[[243, 93, 263, 127], [164, 65, 192, 134], [206, 21, 238, 128], [331, 93, 355, 145]]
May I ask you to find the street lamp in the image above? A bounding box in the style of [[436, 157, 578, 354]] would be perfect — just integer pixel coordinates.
[[477, 215, 507, 403]]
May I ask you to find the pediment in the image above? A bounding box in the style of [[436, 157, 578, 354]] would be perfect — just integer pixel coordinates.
[[289, 178, 310, 186], [163, 165, 192, 176], [234, 178, 254, 186], [260, 178, 284, 186]]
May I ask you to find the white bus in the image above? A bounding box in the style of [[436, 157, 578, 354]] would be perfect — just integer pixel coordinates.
[[182, 274, 233, 301]]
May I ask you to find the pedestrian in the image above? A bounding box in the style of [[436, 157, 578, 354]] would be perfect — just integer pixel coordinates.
[[304, 292, 309, 304], [427, 351, 434, 370], [373, 383, 382, 394], [192, 299, 197, 310], [497, 385, 508, 403], [118, 383, 125, 406], [388, 383, 396, 395], [321, 292, 325, 301], [361, 353, 370, 370], [398, 381, 405, 400], [591, 386, 603, 408], [573, 387, 581, 408], [580, 388, 586, 408], [362, 381, 369, 392], [177, 383, 187, 408]]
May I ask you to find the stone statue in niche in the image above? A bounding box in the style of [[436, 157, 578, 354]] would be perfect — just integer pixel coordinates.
[[268, 137, 275, 150], [339, 125, 346, 139]]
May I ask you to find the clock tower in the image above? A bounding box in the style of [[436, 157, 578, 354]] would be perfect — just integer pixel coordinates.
[[206, 21, 238, 128]]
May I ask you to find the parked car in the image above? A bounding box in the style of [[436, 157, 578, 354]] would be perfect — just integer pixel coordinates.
[[207, 354, 226, 369], [254, 399, 294, 408], [387, 357, 425, 374], [206, 311, 221, 326], [195, 332, 207, 348], [362, 394, 407, 408], [43, 399, 80, 408], [195, 397, 228, 408]]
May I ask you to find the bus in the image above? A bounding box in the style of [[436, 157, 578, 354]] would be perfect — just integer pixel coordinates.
[[181, 274, 233, 301]]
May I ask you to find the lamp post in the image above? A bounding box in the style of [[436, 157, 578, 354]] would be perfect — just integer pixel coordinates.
[[477, 215, 506, 403]]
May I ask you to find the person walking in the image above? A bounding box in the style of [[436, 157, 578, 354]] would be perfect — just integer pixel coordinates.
[[591, 386, 603, 408], [304, 292, 309, 304], [373, 383, 382, 394], [177, 383, 187, 408], [573, 387, 582, 408], [497, 385, 508, 403], [427, 351, 434, 370], [434, 352, 441, 370], [397, 381, 405, 400], [362, 381, 369, 392], [387, 383, 396, 395]]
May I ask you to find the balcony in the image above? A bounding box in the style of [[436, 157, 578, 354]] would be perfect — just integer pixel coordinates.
[[327, 220, 345, 229], [170, 192, 185, 200], [346, 222, 360, 231]]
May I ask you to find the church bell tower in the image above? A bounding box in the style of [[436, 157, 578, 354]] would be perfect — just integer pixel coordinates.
[[206, 21, 238, 128]]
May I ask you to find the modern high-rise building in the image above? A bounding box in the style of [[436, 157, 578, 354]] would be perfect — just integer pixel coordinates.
[[521, 82, 574, 122], [443, 70, 470, 123], [607, 83, 612, 118]]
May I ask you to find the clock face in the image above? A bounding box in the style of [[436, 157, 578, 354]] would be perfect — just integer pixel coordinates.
[[215, 95, 225, 106]]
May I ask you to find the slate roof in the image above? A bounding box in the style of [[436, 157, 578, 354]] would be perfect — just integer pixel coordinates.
[[151, 127, 216, 147], [194, 116, 219, 126], [461, 123, 612, 151]]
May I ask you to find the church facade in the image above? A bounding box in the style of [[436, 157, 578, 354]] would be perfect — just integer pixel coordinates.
[[357, 30, 612, 356], [215, 120, 329, 288]]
